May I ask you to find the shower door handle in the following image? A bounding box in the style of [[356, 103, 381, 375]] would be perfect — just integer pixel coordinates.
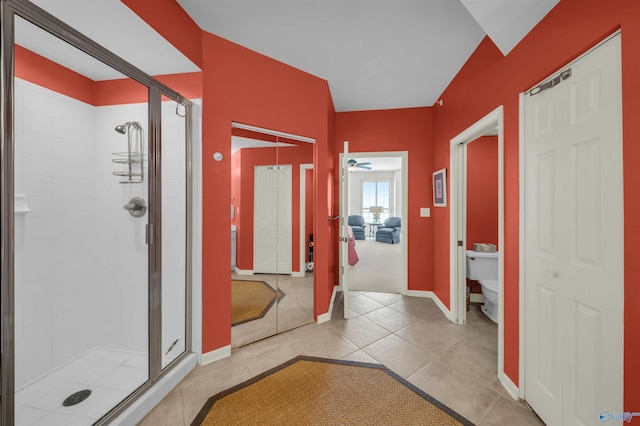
[[146, 224, 154, 245]]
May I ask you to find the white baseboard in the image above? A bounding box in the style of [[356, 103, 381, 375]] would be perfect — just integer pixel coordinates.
[[201, 345, 231, 365], [317, 285, 338, 324], [291, 271, 305, 278], [404, 289, 455, 322], [234, 268, 253, 276], [499, 371, 519, 400]]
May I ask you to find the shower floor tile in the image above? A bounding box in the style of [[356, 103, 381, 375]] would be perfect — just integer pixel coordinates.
[[15, 348, 148, 426]]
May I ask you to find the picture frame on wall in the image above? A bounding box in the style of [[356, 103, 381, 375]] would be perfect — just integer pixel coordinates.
[[433, 168, 447, 207]]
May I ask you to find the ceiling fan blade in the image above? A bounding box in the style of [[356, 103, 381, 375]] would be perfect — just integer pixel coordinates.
[[357, 165, 372, 170], [357, 161, 372, 166]]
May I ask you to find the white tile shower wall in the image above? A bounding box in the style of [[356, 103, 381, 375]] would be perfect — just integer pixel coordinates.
[[94, 102, 189, 358], [14, 81, 191, 398], [93, 103, 149, 354], [14, 79, 98, 388]]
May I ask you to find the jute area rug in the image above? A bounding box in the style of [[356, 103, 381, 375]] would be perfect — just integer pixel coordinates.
[[231, 280, 285, 326], [191, 356, 474, 426]]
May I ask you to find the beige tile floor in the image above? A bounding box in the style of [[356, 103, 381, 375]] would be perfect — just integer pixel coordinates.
[[140, 292, 545, 426]]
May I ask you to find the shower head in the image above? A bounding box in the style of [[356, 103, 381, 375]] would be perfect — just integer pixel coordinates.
[[115, 124, 127, 134]]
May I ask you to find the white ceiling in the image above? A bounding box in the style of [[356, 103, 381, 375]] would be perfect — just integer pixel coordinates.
[[350, 157, 402, 172], [177, 0, 559, 111], [14, 0, 559, 111]]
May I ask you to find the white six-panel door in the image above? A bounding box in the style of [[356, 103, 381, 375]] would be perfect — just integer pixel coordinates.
[[524, 34, 623, 425], [254, 165, 292, 274]]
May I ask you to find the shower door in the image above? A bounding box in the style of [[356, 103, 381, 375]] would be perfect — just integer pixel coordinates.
[[160, 99, 190, 369], [1, 2, 194, 425], [11, 16, 151, 425]]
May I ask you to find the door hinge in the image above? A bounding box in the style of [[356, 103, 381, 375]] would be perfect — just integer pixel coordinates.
[[458, 240, 464, 247], [146, 224, 154, 245]]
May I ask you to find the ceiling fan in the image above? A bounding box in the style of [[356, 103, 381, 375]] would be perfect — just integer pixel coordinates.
[[348, 159, 372, 170]]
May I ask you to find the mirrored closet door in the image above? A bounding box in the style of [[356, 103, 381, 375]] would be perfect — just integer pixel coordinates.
[[230, 125, 315, 348]]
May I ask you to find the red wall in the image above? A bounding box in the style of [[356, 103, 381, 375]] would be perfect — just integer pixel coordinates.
[[466, 136, 498, 250], [121, 0, 203, 68], [232, 145, 313, 272], [94, 72, 202, 105], [334, 108, 434, 291], [432, 0, 640, 407], [15, 44, 203, 106], [116, 1, 336, 354], [15, 45, 95, 104], [200, 33, 333, 352]]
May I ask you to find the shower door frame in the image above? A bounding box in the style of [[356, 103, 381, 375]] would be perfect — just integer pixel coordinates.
[[0, 1, 193, 425]]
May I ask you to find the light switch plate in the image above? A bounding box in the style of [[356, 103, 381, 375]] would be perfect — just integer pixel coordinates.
[[420, 208, 430, 217]]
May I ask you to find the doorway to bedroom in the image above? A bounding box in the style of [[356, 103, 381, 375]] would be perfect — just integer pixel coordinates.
[[344, 152, 408, 295]]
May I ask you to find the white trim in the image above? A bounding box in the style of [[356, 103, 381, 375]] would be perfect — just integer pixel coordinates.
[[497, 108, 505, 388], [291, 271, 306, 278], [518, 92, 526, 400], [346, 151, 409, 295], [112, 354, 197, 426], [231, 122, 316, 144], [449, 105, 505, 389], [234, 268, 254, 276], [190, 100, 203, 364], [317, 285, 338, 324], [499, 371, 520, 401], [201, 345, 231, 366], [404, 290, 455, 322], [300, 164, 313, 275]]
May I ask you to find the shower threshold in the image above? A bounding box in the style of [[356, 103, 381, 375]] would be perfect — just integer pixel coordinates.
[[15, 348, 148, 426]]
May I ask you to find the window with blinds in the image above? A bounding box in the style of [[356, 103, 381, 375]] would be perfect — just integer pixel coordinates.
[[362, 179, 391, 223]]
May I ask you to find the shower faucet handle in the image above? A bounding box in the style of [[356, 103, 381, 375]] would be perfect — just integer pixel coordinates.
[[124, 197, 146, 217]]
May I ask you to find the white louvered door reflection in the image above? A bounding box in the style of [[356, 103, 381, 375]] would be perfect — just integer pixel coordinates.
[[254, 165, 292, 274]]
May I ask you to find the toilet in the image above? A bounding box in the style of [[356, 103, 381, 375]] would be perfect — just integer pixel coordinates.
[[465, 250, 499, 323]]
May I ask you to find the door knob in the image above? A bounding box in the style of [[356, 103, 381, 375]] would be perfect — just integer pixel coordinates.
[[546, 270, 559, 279]]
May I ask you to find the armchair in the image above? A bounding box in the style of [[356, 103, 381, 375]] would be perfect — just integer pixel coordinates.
[[375, 217, 401, 244], [347, 215, 366, 240]]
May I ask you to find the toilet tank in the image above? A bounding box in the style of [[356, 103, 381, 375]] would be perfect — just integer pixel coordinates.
[[466, 250, 498, 280]]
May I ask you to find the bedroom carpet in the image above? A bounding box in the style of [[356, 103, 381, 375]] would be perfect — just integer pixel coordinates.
[[348, 238, 402, 293]]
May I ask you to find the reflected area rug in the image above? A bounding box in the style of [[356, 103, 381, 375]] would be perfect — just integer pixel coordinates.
[[231, 280, 285, 326], [191, 356, 474, 425]]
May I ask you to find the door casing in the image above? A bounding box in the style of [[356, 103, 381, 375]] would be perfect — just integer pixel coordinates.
[[449, 106, 509, 395]]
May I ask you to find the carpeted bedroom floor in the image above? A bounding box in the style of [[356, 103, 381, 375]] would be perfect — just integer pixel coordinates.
[[347, 238, 402, 293]]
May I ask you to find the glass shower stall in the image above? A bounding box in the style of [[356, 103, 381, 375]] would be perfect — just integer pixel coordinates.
[[1, 1, 194, 425]]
